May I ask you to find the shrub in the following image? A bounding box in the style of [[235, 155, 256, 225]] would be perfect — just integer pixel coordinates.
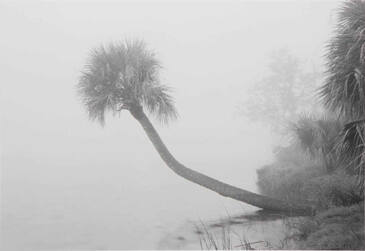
[[298, 204, 365, 250], [256, 145, 325, 204], [303, 170, 363, 209]]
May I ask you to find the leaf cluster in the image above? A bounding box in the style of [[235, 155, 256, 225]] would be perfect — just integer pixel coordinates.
[[320, 0, 365, 119], [78, 39, 177, 125]]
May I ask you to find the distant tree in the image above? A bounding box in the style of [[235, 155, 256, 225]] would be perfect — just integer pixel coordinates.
[[77, 39, 313, 215], [241, 49, 321, 135]]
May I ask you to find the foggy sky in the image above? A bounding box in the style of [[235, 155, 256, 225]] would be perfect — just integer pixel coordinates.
[[1, 0, 339, 182], [1, 1, 341, 249]]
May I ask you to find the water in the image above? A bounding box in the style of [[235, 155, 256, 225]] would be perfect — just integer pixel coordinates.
[[1, 110, 278, 250], [158, 212, 297, 250], [1, 151, 292, 250]]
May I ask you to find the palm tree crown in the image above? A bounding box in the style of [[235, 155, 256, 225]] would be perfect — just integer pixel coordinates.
[[77, 40, 177, 125]]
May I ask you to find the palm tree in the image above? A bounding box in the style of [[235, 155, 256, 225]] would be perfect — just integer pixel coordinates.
[[320, 0, 365, 186], [77, 40, 314, 215]]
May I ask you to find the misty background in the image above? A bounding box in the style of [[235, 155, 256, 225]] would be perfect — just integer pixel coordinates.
[[1, 1, 340, 249]]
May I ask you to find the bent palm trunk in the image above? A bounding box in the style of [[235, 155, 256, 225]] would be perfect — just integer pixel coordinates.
[[130, 107, 314, 215]]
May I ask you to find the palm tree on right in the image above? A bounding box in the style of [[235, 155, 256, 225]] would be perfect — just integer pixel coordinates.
[[320, 0, 365, 184]]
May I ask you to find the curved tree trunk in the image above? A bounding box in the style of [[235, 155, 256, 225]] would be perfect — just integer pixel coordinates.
[[130, 107, 315, 215]]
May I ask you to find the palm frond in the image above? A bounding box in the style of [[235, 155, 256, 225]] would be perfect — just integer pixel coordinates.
[[292, 115, 319, 156], [335, 119, 365, 178], [291, 115, 343, 171], [77, 44, 127, 124], [139, 82, 178, 124], [320, 0, 365, 120]]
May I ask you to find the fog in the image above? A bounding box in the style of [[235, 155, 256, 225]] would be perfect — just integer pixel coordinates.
[[1, 1, 340, 250]]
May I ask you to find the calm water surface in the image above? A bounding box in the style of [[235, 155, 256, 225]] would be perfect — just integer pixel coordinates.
[[2, 140, 281, 250]]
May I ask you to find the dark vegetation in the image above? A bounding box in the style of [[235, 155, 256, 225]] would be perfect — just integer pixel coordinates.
[[256, 1, 365, 249]]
